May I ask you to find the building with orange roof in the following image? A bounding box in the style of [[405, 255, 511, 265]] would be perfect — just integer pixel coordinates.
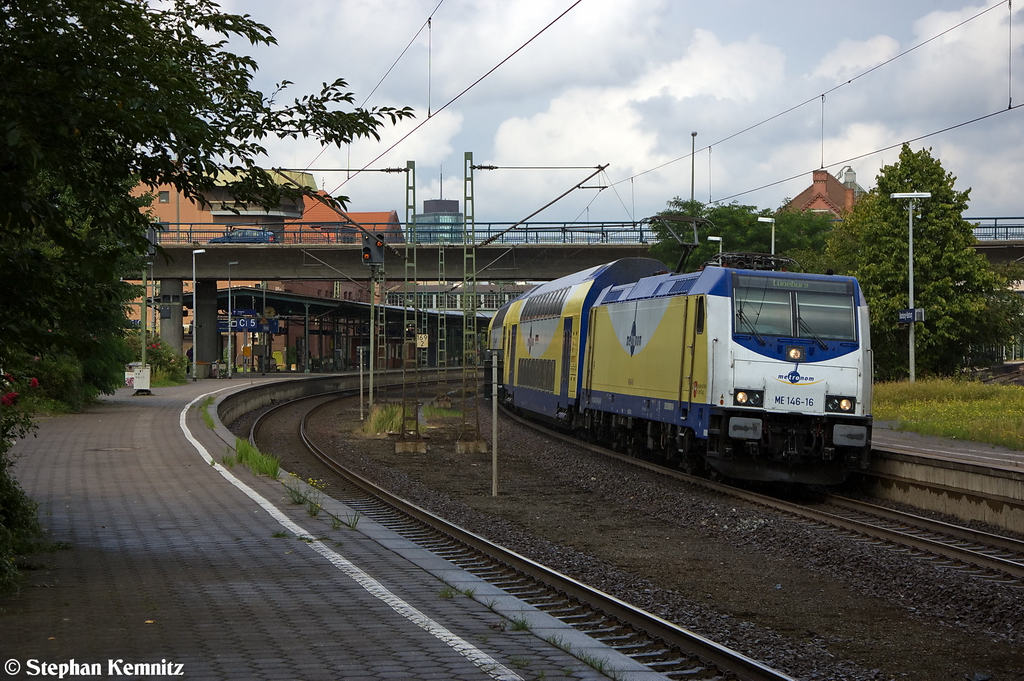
[[283, 192, 404, 244], [785, 166, 866, 216]]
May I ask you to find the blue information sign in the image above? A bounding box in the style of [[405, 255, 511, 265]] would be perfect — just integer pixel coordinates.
[[218, 318, 279, 333], [898, 308, 924, 324]]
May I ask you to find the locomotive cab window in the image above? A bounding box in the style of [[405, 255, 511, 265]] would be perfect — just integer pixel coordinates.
[[732, 274, 856, 342]]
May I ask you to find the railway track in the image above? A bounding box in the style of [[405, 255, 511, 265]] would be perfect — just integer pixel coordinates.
[[499, 408, 1024, 588], [251, 392, 796, 681]]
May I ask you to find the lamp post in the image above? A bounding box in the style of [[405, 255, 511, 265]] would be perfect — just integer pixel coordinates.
[[707, 235, 723, 253], [757, 216, 776, 255], [227, 261, 238, 379], [890, 192, 931, 383], [191, 248, 205, 381], [690, 132, 697, 204]]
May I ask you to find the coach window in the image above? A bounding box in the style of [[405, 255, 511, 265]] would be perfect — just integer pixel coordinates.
[[695, 296, 705, 334]]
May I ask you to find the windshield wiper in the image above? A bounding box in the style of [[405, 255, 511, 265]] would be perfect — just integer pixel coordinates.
[[797, 316, 828, 350], [735, 308, 766, 346]]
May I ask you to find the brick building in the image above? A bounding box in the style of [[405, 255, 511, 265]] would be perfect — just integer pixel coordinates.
[[785, 166, 866, 216]]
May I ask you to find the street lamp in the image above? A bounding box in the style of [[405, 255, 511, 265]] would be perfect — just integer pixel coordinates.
[[707, 235, 723, 253], [890, 192, 931, 383], [227, 261, 238, 379], [191, 248, 205, 381], [690, 131, 697, 203], [757, 216, 776, 255]]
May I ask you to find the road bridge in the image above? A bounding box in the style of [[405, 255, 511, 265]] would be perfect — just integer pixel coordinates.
[[151, 221, 657, 281], [149, 217, 1024, 280], [970, 217, 1024, 264], [152, 242, 653, 281]]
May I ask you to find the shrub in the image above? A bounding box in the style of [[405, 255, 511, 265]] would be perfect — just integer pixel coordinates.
[[30, 352, 95, 411], [0, 372, 44, 595], [125, 333, 187, 385]]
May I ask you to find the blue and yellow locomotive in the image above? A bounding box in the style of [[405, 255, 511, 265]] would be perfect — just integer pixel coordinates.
[[488, 257, 872, 485]]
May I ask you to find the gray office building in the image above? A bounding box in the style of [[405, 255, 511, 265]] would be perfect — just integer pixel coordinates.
[[412, 199, 464, 244]]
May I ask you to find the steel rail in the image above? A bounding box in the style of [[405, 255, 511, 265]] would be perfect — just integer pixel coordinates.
[[499, 408, 1024, 584], [287, 395, 796, 681]]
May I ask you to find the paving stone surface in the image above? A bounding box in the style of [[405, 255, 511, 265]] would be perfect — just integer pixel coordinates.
[[1, 379, 664, 681]]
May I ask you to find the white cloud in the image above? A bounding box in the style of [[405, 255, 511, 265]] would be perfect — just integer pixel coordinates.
[[811, 36, 901, 83], [214, 1, 1024, 220]]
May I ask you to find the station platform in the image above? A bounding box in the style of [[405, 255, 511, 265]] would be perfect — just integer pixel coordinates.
[[870, 424, 1024, 534], [1, 379, 666, 681]]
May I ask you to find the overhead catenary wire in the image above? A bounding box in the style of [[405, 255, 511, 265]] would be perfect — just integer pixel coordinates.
[[714, 105, 1022, 204], [302, 1, 444, 174], [610, 0, 1011, 196], [327, 0, 585, 197]]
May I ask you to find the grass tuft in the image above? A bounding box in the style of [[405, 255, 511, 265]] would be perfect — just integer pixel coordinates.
[[422, 405, 462, 420], [362, 403, 403, 435], [508, 614, 531, 631], [234, 438, 280, 478], [200, 395, 216, 429]]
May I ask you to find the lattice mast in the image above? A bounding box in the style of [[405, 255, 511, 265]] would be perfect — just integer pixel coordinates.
[[460, 152, 482, 443], [371, 264, 386, 403], [400, 160, 422, 443], [436, 226, 448, 384]]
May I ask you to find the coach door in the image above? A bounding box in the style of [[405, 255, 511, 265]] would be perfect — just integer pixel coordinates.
[[508, 324, 518, 387], [560, 317, 573, 397], [680, 295, 707, 406]]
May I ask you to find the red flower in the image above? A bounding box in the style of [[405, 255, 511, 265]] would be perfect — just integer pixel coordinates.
[[1, 392, 19, 407], [29, 378, 39, 388]]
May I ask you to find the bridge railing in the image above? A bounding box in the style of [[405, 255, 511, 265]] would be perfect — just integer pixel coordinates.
[[154, 221, 652, 246], [969, 217, 1024, 241]]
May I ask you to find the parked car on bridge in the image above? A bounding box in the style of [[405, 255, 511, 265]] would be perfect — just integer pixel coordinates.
[[209, 227, 278, 243]]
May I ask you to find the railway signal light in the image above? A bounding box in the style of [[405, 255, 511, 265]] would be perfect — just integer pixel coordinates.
[[361, 232, 384, 265]]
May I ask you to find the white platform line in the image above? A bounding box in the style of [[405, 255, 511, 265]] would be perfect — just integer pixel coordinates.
[[179, 391, 522, 681]]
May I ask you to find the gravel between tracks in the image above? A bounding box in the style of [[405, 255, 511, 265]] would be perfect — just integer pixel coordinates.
[[238, 397, 1023, 681]]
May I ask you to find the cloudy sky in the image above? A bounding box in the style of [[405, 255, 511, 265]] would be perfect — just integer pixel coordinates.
[[221, 0, 1023, 224]]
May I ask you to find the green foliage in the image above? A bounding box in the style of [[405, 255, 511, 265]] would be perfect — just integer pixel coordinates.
[[422, 405, 462, 420], [875, 378, 1024, 450], [823, 145, 1024, 379], [0, 373, 44, 595], [648, 198, 836, 272], [1, 0, 411, 591], [362, 404, 403, 435], [29, 352, 95, 412], [126, 334, 188, 385], [234, 438, 280, 478]]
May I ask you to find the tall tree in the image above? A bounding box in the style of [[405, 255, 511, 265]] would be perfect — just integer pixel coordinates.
[[648, 198, 835, 272], [823, 145, 1024, 379], [1, 0, 412, 373], [0, 0, 412, 592]]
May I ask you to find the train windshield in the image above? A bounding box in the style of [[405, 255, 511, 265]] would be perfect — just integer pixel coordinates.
[[733, 274, 857, 342]]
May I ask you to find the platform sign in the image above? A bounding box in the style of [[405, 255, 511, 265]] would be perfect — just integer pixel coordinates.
[[218, 318, 279, 333], [898, 308, 925, 324]]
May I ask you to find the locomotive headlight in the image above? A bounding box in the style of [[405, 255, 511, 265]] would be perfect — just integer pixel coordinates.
[[733, 390, 764, 407], [786, 345, 806, 362], [825, 395, 856, 413]]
